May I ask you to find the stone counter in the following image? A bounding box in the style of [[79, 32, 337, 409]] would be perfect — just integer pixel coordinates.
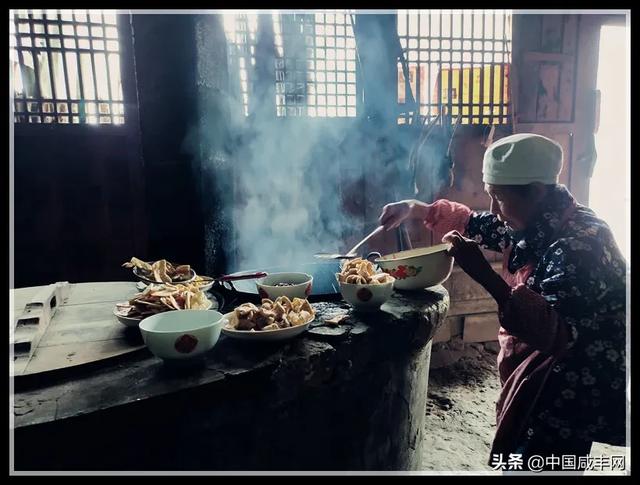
[[13, 287, 449, 472]]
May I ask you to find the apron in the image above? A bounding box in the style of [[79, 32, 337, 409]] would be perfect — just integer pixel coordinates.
[[490, 202, 578, 456]]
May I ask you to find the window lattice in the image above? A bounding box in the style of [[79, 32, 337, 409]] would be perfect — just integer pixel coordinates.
[[397, 9, 512, 125], [10, 9, 125, 125], [274, 11, 357, 117], [223, 11, 357, 118], [222, 13, 257, 117]]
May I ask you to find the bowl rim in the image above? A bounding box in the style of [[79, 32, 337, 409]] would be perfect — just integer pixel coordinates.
[[256, 272, 314, 288], [139, 309, 223, 334], [375, 243, 452, 263], [336, 278, 395, 288], [222, 311, 315, 335]]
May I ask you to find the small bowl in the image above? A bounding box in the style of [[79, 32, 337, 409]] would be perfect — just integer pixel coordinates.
[[256, 272, 313, 300], [338, 277, 395, 312], [138, 310, 225, 360], [375, 243, 454, 290]]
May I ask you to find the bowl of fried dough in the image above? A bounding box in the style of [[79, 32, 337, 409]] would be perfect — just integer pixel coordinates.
[[123, 257, 196, 285], [336, 258, 395, 312]]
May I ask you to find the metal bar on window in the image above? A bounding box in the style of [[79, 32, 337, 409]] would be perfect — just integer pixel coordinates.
[[25, 12, 44, 103], [86, 11, 100, 123], [13, 21, 30, 103], [469, 10, 475, 124], [488, 13, 496, 124], [499, 12, 507, 123], [43, 13, 61, 121], [479, 10, 486, 124], [458, 10, 463, 122], [438, 10, 443, 119], [402, 9, 410, 123], [415, 13, 421, 122], [448, 9, 453, 119], [99, 14, 114, 122], [56, 11, 72, 122], [426, 11, 431, 120]]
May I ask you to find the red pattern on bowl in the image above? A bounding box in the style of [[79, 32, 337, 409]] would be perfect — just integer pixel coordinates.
[[383, 265, 422, 280], [356, 288, 373, 302], [174, 334, 198, 354]]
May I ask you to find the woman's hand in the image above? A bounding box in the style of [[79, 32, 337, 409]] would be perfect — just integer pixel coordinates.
[[442, 230, 495, 285], [378, 199, 430, 231], [442, 230, 512, 307]]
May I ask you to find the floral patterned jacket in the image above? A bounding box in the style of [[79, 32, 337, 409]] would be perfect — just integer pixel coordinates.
[[425, 185, 627, 448]]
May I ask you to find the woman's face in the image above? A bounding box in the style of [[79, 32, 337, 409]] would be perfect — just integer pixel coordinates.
[[485, 184, 539, 231]]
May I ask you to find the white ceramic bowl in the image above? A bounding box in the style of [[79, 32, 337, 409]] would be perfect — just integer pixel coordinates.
[[338, 278, 395, 312], [138, 310, 225, 360], [256, 272, 313, 300], [375, 243, 454, 290]]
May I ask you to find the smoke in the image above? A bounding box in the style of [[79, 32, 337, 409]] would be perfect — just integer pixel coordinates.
[[188, 13, 454, 274], [232, 116, 354, 271]]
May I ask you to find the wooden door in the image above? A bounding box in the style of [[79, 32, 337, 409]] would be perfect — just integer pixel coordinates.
[[511, 13, 604, 205]]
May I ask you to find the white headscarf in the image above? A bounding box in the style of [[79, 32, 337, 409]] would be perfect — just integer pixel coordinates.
[[482, 133, 563, 185]]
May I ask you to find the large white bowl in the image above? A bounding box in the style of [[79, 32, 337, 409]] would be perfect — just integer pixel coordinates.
[[256, 272, 313, 300], [338, 279, 395, 312], [139, 310, 225, 360], [375, 243, 454, 290]]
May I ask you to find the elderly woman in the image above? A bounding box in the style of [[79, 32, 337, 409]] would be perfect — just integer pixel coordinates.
[[379, 133, 627, 471]]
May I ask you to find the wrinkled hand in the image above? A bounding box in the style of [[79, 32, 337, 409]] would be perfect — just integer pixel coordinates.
[[442, 230, 495, 285], [378, 201, 412, 231]]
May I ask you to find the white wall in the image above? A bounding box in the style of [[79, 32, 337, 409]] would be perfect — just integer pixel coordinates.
[[590, 25, 629, 262]]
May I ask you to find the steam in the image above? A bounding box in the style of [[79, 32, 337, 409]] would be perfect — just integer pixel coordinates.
[[189, 12, 454, 274], [232, 117, 353, 270]]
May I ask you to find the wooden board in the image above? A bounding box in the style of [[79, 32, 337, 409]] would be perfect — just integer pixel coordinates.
[[10, 281, 146, 377]]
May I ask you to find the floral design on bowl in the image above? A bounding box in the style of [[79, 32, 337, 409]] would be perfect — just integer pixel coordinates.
[[383, 265, 423, 280], [305, 283, 312, 296], [356, 288, 373, 302], [174, 334, 198, 354], [258, 287, 270, 299]]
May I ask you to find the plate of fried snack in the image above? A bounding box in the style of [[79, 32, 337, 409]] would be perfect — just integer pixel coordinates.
[[123, 257, 197, 285], [222, 296, 316, 341], [114, 282, 212, 327]]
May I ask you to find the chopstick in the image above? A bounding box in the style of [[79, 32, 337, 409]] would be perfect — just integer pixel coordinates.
[[346, 226, 384, 256]]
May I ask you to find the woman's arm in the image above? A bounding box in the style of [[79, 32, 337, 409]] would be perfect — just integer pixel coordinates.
[[379, 198, 512, 253], [422, 200, 512, 253]]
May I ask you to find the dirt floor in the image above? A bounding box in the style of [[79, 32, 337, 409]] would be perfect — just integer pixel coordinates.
[[420, 340, 629, 474]]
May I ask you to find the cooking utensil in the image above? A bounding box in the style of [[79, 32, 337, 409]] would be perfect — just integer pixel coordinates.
[[136, 271, 267, 286], [314, 225, 384, 260], [198, 272, 267, 283]]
